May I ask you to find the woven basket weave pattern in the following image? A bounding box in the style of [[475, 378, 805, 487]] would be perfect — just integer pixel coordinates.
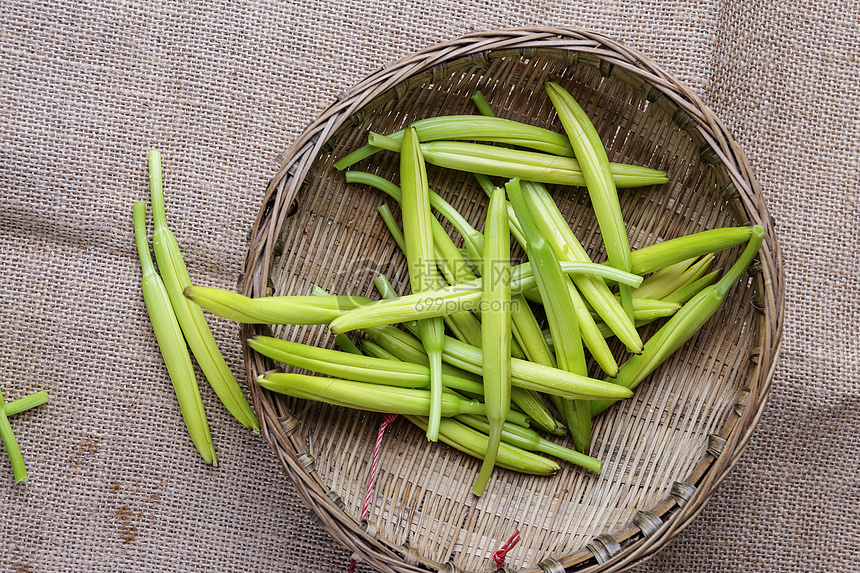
[[242, 28, 783, 573]]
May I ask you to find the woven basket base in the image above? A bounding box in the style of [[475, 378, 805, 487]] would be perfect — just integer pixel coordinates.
[[243, 28, 782, 573]]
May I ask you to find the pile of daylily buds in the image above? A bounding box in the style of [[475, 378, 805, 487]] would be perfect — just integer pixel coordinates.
[[136, 83, 762, 496]]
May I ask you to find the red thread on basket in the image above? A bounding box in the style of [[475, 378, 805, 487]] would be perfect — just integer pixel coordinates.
[[492, 529, 521, 568], [348, 413, 399, 573]]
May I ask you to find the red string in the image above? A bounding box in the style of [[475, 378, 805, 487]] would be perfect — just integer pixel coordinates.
[[348, 413, 399, 573], [492, 529, 521, 568], [360, 413, 398, 521]]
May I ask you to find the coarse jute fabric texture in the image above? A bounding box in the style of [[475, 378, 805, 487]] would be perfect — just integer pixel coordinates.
[[0, 2, 856, 573]]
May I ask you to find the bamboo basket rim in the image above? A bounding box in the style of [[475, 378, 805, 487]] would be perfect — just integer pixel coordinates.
[[240, 27, 785, 573]]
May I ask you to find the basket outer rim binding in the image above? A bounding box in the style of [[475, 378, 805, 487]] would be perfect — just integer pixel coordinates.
[[240, 26, 785, 573]]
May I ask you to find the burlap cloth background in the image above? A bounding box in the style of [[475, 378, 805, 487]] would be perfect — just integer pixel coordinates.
[[1, 1, 857, 571]]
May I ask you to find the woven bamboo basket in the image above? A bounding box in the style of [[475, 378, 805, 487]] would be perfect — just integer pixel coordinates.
[[241, 28, 783, 573]]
